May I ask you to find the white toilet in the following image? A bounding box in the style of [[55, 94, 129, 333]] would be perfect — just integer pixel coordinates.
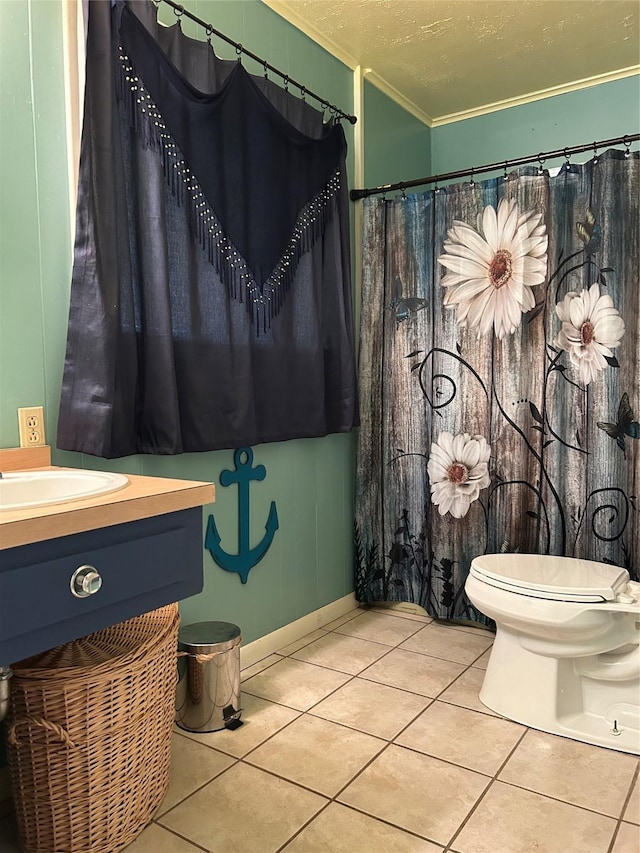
[[465, 553, 640, 755]]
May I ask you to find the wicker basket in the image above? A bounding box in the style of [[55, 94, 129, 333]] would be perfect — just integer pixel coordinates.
[[6, 604, 180, 853]]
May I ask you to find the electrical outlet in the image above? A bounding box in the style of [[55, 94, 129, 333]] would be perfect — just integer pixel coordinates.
[[18, 406, 46, 447]]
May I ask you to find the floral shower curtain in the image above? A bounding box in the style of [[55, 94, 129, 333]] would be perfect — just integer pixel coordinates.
[[355, 149, 639, 623]]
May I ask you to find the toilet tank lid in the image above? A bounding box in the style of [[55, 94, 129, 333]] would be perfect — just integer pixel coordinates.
[[470, 554, 629, 601]]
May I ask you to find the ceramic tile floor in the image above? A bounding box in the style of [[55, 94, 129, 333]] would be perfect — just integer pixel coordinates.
[[0, 606, 638, 853]]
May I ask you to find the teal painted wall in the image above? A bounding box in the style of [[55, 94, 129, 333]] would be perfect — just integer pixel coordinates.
[[431, 76, 640, 178], [363, 80, 431, 188], [0, 0, 357, 652], [0, 0, 72, 453]]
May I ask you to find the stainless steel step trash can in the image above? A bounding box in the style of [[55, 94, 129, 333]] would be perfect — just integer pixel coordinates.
[[175, 621, 243, 732]]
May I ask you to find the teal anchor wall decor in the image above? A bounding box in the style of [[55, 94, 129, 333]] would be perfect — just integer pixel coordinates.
[[205, 448, 279, 583]]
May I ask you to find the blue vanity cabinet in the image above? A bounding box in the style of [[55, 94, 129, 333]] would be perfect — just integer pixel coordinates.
[[0, 508, 203, 666]]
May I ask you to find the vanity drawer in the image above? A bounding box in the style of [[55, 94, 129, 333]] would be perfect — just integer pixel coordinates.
[[0, 508, 204, 665]]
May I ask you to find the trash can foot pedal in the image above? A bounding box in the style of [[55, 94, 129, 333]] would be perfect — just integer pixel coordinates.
[[223, 704, 243, 730]]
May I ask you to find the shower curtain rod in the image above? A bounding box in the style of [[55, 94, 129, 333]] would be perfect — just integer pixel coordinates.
[[350, 132, 640, 200], [156, 0, 358, 124]]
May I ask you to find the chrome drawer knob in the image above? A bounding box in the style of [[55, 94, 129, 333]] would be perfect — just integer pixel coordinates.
[[70, 565, 103, 598]]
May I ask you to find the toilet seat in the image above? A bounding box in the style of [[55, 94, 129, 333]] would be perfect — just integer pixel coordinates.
[[470, 554, 630, 603]]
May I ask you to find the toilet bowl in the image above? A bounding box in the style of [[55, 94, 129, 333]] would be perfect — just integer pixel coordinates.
[[465, 554, 640, 755]]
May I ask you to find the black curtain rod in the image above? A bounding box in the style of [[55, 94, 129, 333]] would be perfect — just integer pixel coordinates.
[[157, 0, 357, 125], [350, 133, 640, 200]]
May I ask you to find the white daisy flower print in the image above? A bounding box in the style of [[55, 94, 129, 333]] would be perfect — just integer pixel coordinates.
[[427, 432, 491, 519], [437, 197, 548, 339], [555, 282, 626, 386]]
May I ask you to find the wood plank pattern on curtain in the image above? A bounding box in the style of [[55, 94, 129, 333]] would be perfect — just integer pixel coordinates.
[[355, 150, 639, 623]]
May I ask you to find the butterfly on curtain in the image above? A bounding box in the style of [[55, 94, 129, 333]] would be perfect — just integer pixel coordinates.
[[576, 208, 602, 255], [597, 393, 640, 457], [390, 276, 428, 322]]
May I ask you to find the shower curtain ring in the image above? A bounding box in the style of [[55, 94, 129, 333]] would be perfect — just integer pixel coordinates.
[[401, 186, 407, 200], [173, 4, 184, 18], [623, 136, 631, 158], [503, 161, 509, 180], [236, 43, 243, 62], [537, 154, 546, 175], [469, 167, 475, 186], [205, 25, 213, 45], [592, 142, 599, 164], [300, 85, 306, 101], [564, 147, 571, 165], [284, 75, 289, 91], [434, 175, 439, 193]]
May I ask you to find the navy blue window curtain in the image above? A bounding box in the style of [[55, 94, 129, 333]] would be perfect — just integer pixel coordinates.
[[355, 151, 639, 623], [57, 0, 358, 458]]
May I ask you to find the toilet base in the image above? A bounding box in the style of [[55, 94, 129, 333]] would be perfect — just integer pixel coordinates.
[[480, 626, 640, 755]]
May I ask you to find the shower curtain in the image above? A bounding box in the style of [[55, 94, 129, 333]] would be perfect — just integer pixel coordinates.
[[355, 150, 639, 623]]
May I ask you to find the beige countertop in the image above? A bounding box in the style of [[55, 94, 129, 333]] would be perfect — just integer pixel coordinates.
[[0, 446, 215, 550]]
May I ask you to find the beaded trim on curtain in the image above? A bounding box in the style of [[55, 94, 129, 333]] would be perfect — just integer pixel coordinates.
[[117, 46, 342, 333]]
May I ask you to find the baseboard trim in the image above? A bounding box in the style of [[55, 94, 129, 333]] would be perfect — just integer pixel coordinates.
[[373, 600, 430, 617], [240, 593, 358, 669]]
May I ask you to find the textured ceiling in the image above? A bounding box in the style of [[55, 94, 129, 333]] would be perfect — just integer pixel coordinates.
[[263, 0, 640, 124]]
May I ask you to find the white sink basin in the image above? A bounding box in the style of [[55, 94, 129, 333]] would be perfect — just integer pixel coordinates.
[[0, 470, 129, 511]]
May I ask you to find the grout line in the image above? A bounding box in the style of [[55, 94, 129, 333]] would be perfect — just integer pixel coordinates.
[[382, 695, 436, 739], [150, 820, 211, 852], [443, 727, 529, 852], [430, 614, 494, 633], [359, 604, 433, 623], [154, 755, 241, 822], [172, 726, 246, 760], [241, 653, 285, 677], [489, 777, 631, 821], [331, 628, 425, 648], [607, 824, 619, 853], [393, 643, 493, 669], [329, 798, 448, 849], [274, 628, 330, 656], [241, 740, 387, 803], [605, 754, 639, 853], [617, 760, 639, 821], [238, 712, 308, 761], [273, 800, 334, 853], [235, 757, 333, 801], [387, 739, 495, 781], [436, 695, 505, 720], [307, 691, 433, 741], [331, 740, 392, 801]]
